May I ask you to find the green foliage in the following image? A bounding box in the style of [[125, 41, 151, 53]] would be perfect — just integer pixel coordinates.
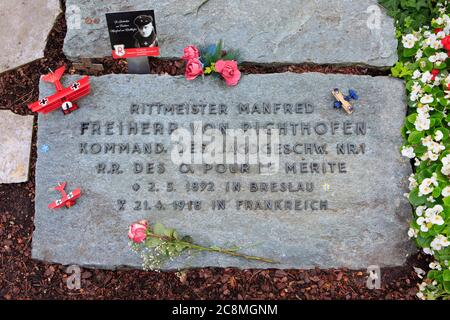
[[199, 40, 240, 68], [387, 0, 450, 299], [380, 0, 436, 32], [391, 61, 414, 77]]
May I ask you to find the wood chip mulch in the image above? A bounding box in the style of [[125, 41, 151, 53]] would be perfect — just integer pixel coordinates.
[[0, 4, 429, 300]]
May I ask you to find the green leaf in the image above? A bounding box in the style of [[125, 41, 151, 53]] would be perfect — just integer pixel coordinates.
[[221, 50, 240, 62], [408, 130, 424, 144], [181, 235, 193, 243], [409, 188, 427, 206], [211, 40, 223, 62], [433, 187, 442, 198], [414, 144, 427, 154], [407, 113, 417, 123], [175, 242, 188, 252], [427, 270, 441, 279], [153, 223, 166, 236], [443, 197, 450, 207], [391, 61, 413, 78], [403, 48, 417, 57], [164, 228, 175, 238], [444, 281, 450, 294], [416, 233, 431, 247], [436, 62, 447, 70], [423, 47, 436, 57], [444, 270, 450, 282], [439, 98, 449, 107], [145, 237, 162, 248]]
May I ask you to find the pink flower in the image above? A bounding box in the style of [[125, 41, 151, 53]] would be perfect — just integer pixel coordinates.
[[215, 60, 241, 86], [181, 45, 200, 61], [185, 58, 203, 80], [128, 220, 148, 243]]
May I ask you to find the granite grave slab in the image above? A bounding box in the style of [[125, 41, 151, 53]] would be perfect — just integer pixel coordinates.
[[32, 72, 412, 270], [64, 0, 397, 67]]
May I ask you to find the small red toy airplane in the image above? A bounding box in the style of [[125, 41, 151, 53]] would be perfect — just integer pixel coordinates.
[[48, 182, 81, 209], [28, 66, 90, 115]]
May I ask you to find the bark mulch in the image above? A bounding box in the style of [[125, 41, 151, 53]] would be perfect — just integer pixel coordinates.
[[0, 3, 428, 300]]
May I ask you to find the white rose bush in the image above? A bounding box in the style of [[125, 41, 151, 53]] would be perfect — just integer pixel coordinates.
[[395, 1, 450, 299]]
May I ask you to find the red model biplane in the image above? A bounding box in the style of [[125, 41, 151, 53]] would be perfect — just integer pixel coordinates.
[[28, 66, 90, 115], [48, 182, 81, 209]]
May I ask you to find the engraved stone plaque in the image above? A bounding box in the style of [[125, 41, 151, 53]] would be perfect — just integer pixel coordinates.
[[32, 73, 412, 269]]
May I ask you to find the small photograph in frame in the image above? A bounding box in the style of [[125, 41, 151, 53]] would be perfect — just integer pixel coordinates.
[[106, 10, 160, 59]]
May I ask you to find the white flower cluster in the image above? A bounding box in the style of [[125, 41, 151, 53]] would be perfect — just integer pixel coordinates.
[[402, 33, 419, 49], [401, 146, 416, 159], [442, 154, 450, 175], [401, 22, 450, 141], [415, 204, 445, 232], [408, 174, 418, 190], [429, 51, 448, 65], [417, 280, 439, 300], [442, 185, 450, 197], [430, 234, 450, 251], [414, 113, 431, 132], [393, 2, 450, 299], [423, 30, 445, 50], [408, 227, 419, 238], [418, 173, 439, 196], [429, 261, 442, 270], [420, 134, 445, 161]]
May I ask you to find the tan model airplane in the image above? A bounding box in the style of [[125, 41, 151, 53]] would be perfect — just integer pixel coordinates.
[[332, 88, 354, 115]]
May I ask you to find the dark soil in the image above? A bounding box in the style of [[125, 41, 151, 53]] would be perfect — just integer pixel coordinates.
[[0, 2, 428, 300]]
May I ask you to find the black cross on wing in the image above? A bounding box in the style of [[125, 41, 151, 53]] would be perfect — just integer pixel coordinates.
[[39, 98, 48, 106], [71, 82, 80, 90]]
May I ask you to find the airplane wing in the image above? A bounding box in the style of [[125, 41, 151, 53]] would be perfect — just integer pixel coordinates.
[[42, 66, 66, 84], [48, 188, 81, 209], [28, 76, 90, 114], [28, 93, 64, 114], [68, 188, 82, 201], [48, 199, 65, 210], [64, 76, 90, 102]]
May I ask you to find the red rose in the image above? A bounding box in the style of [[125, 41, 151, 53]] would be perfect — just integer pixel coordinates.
[[435, 28, 443, 34], [181, 46, 200, 61], [184, 58, 203, 80], [128, 220, 148, 243], [215, 60, 241, 86]]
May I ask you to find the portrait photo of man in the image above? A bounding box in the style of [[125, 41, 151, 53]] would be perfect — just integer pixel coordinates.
[[133, 15, 158, 48]]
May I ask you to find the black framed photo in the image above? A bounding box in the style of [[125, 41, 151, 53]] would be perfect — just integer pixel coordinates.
[[106, 10, 160, 59]]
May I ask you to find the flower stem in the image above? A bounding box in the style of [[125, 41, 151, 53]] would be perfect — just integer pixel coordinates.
[[147, 233, 278, 264], [188, 243, 278, 264]]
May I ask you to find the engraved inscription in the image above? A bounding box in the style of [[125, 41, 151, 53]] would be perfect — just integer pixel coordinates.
[[77, 102, 369, 214]]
